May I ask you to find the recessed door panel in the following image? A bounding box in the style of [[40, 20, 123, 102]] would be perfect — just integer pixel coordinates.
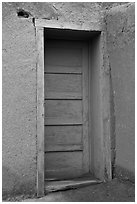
[[45, 152, 83, 180], [44, 40, 89, 180], [44, 126, 82, 146], [45, 74, 82, 99]]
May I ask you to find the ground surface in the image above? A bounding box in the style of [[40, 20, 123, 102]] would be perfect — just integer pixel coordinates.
[[3, 178, 135, 202]]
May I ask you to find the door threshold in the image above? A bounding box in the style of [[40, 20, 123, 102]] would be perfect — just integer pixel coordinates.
[[45, 175, 102, 193]]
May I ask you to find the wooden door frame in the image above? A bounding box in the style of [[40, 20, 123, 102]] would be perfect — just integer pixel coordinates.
[[35, 19, 112, 197]]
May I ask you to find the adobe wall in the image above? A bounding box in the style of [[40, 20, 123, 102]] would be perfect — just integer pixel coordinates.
[[2, 2, 134, 198], [2, 2, 104, 197], [2, 3, 37, 197], [106, 3, 135, 181]]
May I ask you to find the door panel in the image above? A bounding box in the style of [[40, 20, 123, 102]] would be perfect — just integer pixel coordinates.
[[45, 126, 82, 145], [45, 47, 82, 66], [44, 40, 89, 180], [45, 152, 83, 180], [45, 100, 82, 125], [45, 74, 82, 99]]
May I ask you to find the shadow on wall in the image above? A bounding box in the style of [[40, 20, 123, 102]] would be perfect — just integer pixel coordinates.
[[2, 166, 35, 199], [114, 165, 135, 183]]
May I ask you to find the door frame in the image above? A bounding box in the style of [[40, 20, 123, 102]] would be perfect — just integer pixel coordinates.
[[35, 19, 112, 197]]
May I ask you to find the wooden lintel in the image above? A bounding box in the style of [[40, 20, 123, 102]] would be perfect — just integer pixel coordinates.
[[35, 19, 102, 31]]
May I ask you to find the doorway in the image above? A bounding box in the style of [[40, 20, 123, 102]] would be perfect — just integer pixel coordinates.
[[36, 21, 112, 196]]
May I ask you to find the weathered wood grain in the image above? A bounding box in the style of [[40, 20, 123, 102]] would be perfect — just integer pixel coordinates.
[[45, 177, 102, 192], [44, 100, 82, 125], [45, 152, 83, 179], [82, 42, 90, 172], [45, 65, 82, 74], [45, 92, 82, 99], [44, 125, 82, 145], [44, 73, 82, 99]]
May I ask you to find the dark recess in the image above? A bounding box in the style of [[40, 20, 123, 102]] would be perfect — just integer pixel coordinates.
[[17, 9, 31, 18]]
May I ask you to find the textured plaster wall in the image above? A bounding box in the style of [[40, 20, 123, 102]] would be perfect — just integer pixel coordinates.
[[2, 2, 105, 197], [2, 3, 37, 197], [106, 3, 135, 180], [2, 1, 134, 197]]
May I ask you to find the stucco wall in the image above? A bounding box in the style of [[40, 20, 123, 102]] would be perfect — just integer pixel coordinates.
[[2, 3, 37, 197], [2, 2, 104, 197], [2, 2, 134, 198], [106, 3, 135, 180]]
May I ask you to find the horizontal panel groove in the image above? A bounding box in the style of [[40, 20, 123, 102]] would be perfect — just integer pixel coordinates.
[[45, 150, 82, 153], [44, 98, 82, 100], [44, 92, 82, 100], [45, 117, 82, 125], [45, 144, 83, 152], [44, 72, 82, 75], [44, 124, 82, 126], [45, 123, 82, 125], [45, 65, 81, 67]]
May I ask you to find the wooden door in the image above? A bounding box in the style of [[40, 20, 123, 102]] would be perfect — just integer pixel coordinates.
[[44, 39, 89, 180]]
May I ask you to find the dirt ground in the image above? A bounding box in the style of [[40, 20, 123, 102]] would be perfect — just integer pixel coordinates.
[[3, 178, 135, 202]]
